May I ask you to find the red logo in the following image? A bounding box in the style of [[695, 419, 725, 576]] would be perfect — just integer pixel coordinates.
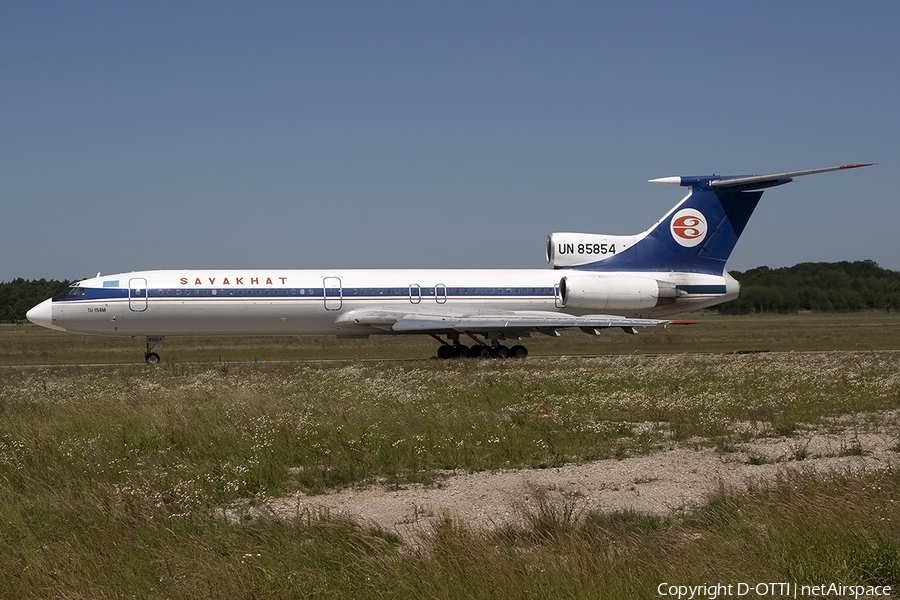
[[669, 209, 707, 247], [672, 215, 704, 239]]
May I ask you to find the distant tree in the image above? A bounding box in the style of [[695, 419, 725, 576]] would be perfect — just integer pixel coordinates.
[[717, 261, 900, 314], [0, 279, 70, 321]]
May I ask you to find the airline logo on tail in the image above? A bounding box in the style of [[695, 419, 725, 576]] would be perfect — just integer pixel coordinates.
[[670, 208, 707, 247]]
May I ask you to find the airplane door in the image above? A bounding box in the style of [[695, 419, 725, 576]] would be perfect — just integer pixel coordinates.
[[129, 278, 148, 312], [323, 277, 342, 311], [409, 284, 421, 304], [435, 284, 447, 304]]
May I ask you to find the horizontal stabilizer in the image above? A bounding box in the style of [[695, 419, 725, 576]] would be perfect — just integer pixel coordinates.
[[711, 164, 872, 189], [650, 163, 872, 190]]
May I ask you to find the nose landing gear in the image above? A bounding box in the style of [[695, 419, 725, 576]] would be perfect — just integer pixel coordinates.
[[145, 336, 164, 365]]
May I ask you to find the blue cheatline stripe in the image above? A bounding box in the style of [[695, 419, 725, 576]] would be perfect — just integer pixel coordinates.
[[52, 284, 729, 303], [675, 285, 726, 294], [52, 286, 562, 303]]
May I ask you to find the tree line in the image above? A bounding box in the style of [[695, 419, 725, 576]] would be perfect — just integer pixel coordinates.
[[0, 278, 70, 322], [1, 261, 899, 321], [716, 260, 900, 314]]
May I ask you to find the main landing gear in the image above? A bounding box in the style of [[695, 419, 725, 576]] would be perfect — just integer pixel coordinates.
[[433, 335, 528, 360]]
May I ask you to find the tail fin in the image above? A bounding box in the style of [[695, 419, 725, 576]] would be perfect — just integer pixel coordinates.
[[560, 164, 871, 275]]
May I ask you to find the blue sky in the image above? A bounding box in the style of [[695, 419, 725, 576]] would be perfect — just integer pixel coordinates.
[[2, 1, 897, 281]]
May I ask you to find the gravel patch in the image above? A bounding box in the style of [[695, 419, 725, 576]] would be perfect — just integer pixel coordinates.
[[227, 426, 900, 543]]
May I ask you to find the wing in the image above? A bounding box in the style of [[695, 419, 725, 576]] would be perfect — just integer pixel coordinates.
[[335, 308, 665, 337]]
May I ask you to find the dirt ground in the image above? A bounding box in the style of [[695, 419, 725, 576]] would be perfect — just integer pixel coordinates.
[[226, 413, 900, 543]]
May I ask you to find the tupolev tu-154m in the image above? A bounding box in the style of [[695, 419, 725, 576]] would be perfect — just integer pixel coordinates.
[[27, 164, 870, 363]]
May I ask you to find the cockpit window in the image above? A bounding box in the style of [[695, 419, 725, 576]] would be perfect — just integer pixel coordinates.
[[53, 286, 86, 301]]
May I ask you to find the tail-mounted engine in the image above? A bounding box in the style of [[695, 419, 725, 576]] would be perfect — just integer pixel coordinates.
[[559, 273, 681, 311], [546, 232, 640, 268]]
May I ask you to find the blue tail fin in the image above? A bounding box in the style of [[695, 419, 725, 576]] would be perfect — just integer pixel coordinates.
[[570, 164, 871, 276]]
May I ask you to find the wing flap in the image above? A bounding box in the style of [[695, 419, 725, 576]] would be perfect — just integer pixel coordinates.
[[337, 309, 665, 334]]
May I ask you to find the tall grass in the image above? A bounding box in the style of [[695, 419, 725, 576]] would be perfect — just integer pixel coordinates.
[[0, 352, 898, 596], [2, 469, 898, 598], [2, 353, 898, 499], [390, 470, 900, 598]]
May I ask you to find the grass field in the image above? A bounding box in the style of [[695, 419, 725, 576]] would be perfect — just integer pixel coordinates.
[[0, 314, 899, 598], [3, 311, 900, 364]]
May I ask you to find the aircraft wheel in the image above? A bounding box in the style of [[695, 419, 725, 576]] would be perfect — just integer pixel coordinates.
[[437, 345, 455, 359], [493, 345, 510, 359], [145, 352, 161, 365], [510, 345, 528, 359], [456, 345, 470, 358], [471, 345, 492, 358]]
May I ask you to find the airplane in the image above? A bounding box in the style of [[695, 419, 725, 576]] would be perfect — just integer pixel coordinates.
[[26, 164, 870, 364]]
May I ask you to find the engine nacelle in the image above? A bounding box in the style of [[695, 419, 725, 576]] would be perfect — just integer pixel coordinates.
[[546, 232, 640, 268], [559, 274, 674, 311]]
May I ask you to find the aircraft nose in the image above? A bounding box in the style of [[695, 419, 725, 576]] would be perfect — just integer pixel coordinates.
[[26, 298, 63, 331]]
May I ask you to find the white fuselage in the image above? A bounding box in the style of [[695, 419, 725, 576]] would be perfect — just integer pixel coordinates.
[[34, 268, 735, 338]]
